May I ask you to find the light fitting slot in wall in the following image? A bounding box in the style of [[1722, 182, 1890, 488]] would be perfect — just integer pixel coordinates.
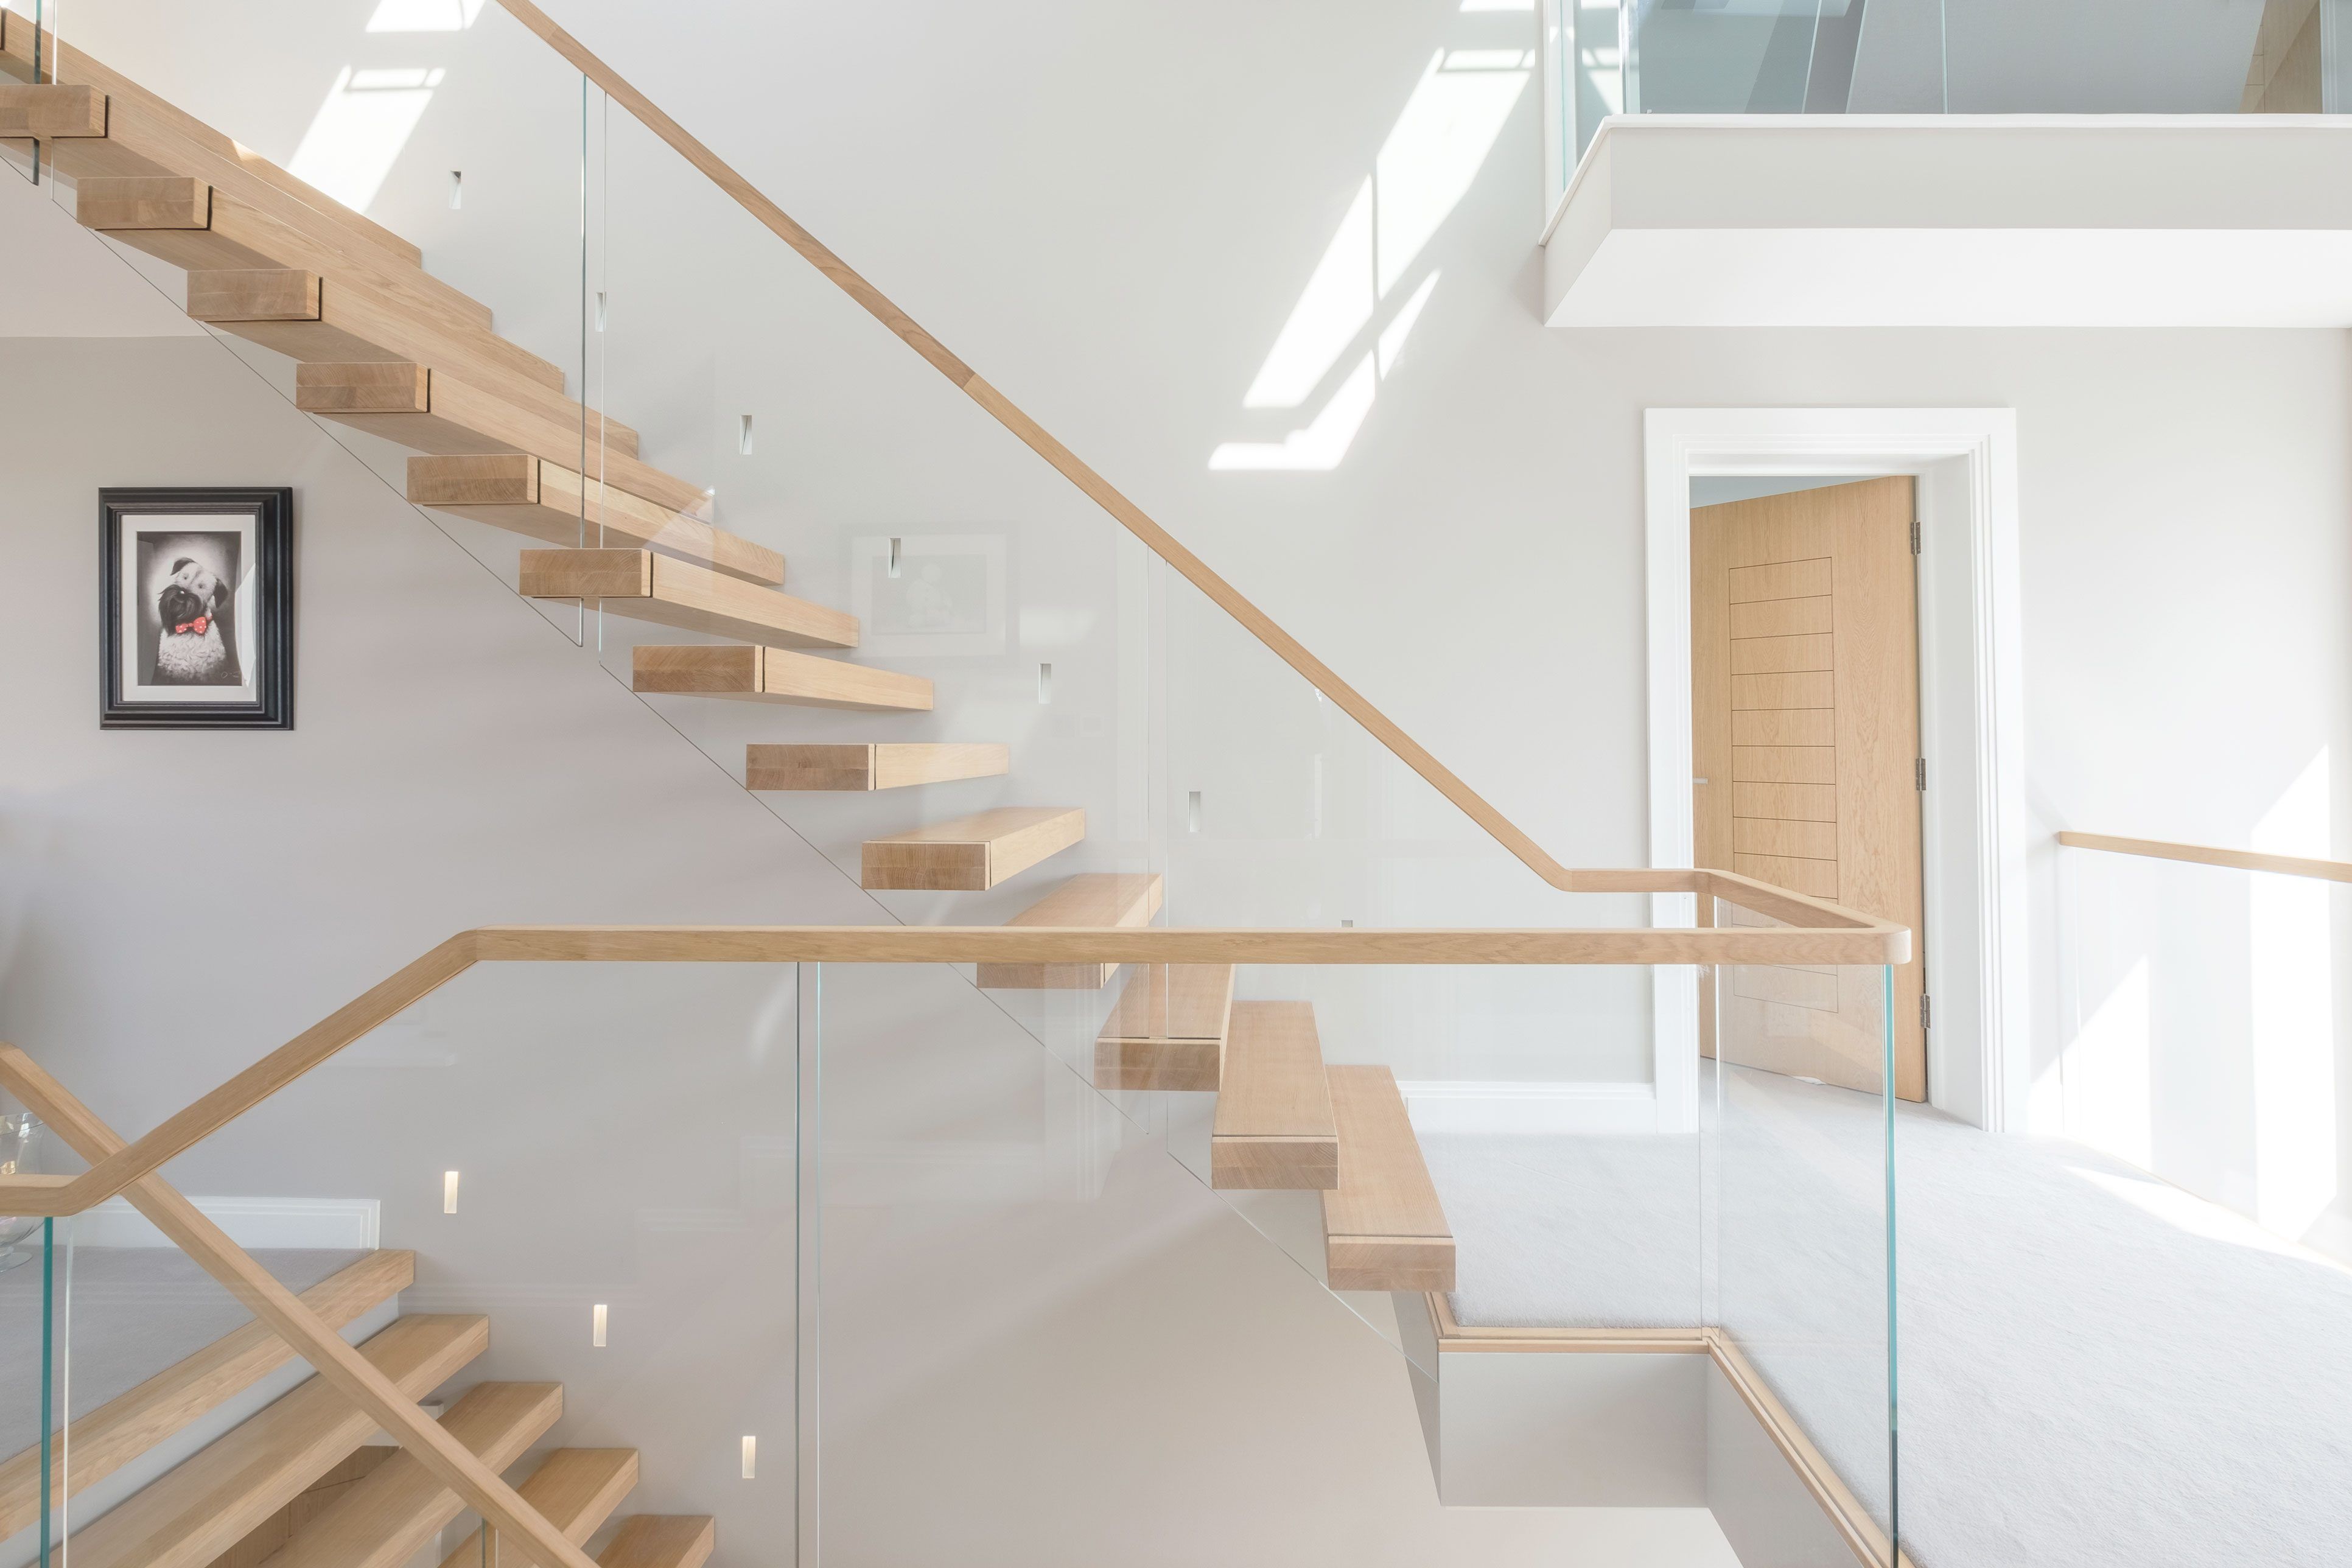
[[1188, 791, 1202, 833], [738, 415, 754, 455], [594, 290, 607, 332], [887, 537, 901, 578], [448, 170, 462, 209], [591, 1303, 608, 1348], [740, 1435, 757, 1480], [441, 1171, 460, 1214], [1037, 663, 1052, 704]]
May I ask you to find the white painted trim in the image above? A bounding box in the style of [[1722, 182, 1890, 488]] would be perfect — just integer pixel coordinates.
[[74, 1195, 380, 1250], [1401, 1080, 1660, 1136], [1642, 408, 2028, 1130]]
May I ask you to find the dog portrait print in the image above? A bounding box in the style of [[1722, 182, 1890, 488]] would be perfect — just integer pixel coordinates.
[[126, 527, 251, 696]]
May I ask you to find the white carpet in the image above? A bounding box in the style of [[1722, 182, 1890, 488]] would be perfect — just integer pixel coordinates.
[[1424, 1065, 2352, 1568]]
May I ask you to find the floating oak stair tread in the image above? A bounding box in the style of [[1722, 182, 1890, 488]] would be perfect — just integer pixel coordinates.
[[0, 82, 106, 136], [262, 1381, 564, 1568], [635, 645, 926, 711], [63, 1314, 491, 1568], [861, 808, 1087, 892], [975, 872, 1164, 989], [525, 551, 857, 650], [4, 15, 424, 271], [295, 365, 705, 519], [599, 1516, 718, 1568], [436, 1448, 640, 1568], [1212, 1002, 1339, 1189], [1094, 964, 1236, 1092], [1322, 1065, 1455, 1292], [409, 455, 777, 584], [0, 1249, 415, 1539], [747, 742, 1009, 791]]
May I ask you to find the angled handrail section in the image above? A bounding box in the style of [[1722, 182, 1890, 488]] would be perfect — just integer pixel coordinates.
[[489, 0, 1610, 895]]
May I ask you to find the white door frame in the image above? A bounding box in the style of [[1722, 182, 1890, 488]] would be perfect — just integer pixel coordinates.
[[1644, 408, 2029, 1130]]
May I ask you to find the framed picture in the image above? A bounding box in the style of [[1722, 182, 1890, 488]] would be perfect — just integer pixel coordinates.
[[849, 533, 1008, 657], [100, 487, 294, 729]]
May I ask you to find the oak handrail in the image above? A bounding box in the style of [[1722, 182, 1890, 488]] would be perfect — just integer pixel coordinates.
[[2056, 831, 2352, 885], [1, 884, 1904, 1223], [490, 0, 1611, 897]]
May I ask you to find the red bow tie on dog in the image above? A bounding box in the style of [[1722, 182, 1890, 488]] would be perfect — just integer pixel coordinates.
[[173, 615, 211, 636]]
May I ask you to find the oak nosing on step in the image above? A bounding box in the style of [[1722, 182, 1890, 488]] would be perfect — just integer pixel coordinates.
[[597, 1515, 717, 1568], [1321, 1063, 1454, 1291], [408, 456, 779, 585], [1213, 1001, 1338, 1190], [523, 550, 857, 650], [435, 1448, 640, 1568], [746, 742, 1008, 791], [861, 807, 1086, 892]]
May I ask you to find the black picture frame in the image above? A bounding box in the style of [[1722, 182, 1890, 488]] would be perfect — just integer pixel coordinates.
[[99, 487, 295, 729]]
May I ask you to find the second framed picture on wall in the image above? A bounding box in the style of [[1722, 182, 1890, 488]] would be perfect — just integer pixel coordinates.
[[99, 486, 295, 729]]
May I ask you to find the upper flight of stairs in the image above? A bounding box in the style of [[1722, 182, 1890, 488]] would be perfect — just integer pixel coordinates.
[[0, 1247, 713, 1568]]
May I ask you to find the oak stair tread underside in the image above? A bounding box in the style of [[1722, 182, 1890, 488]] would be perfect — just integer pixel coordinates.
[[409, 455, 781, 586], [976, 871, 1164, 989], [861, 807, 1085, 892], [1323, 1064, 1455, 1292], [746, 742, 1008, 791], [524, 551, 858, 650], [0, 1248, 415, 1539], [1093, 964, 1236, 1092], [634, 644, 928, 711], [261, 1381, 564, 1568], [1213, 1001, 1339, 1191], [63, 1313, 491, 1568], [436, 1447, 642, 1568]]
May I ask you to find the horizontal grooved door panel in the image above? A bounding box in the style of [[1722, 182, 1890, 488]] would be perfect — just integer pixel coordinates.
[[1732, 746, 1835, 785], [1729, 595, 1833, 639], [1727, 558, 1832, 603], [1732, 709, 1836, 747], [1732, 782, 1837, 822], [1729, 632, 1834, 674], [1735, 852, 1839, 898], [1734, 817, 1839, 859], [1731, 671, 1833, 710]]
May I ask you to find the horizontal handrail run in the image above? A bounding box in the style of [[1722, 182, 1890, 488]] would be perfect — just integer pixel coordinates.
[[2056, 831, 2352, 885], [1, 891, 1905, 1222]]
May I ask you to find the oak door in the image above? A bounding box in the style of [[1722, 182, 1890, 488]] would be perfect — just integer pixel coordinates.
[[1692, 476, 1927, 1101]]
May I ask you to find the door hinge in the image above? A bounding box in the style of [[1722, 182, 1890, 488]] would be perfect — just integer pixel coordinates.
[[1910, 517, 1921, 555], [1920, 993, 1932, 1030], [1915, 757, 1927, 791]]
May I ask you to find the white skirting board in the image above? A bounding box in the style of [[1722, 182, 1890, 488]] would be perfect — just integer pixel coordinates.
[[69, 1195, 380, 1250]]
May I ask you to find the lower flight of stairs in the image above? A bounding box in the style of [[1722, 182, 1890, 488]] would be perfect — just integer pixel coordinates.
[[0, 1250, 713, 1568]]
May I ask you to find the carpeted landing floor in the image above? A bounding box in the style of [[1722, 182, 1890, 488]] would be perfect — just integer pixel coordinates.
[[0, 1247, 366, 1460], [1422, 1064, 2352, 1568]]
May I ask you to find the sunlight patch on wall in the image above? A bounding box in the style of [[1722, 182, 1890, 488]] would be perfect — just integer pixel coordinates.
[[366, 0, 488, 31], [2252, 747, 2337, 1241], [2065, 956, 2151, 1171], [289, 65, 445, 212], [1214, 40, 1527, 472]]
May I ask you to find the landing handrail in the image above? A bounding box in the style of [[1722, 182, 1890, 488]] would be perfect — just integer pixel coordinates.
[[1, 878, 1903, 1224], [2056, 830, 2352, 885], [489, 0, 1609, 897]]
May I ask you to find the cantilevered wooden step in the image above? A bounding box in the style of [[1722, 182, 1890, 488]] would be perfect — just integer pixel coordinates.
[[263, 1382, 563, 1568], [410, 455, 779, 585], [971, 870, 1158, 985], [524, 551, 858, 650], [0, 82, 105, 137], [861, 808, 1085, 891], [63, 1314, 490, 1568], [749, 743, 1008, 791], [1094, 964, 1236, 1091], [437, 1449, 640, 1568], [636, 645, 926, 711], [297, 364, 704, 517], [0, 1249, 415, 1539], [1323, 1065, 1455, 1292], [600, 1516, 718, 1568], [1213, 1002, 1339, 1189]]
